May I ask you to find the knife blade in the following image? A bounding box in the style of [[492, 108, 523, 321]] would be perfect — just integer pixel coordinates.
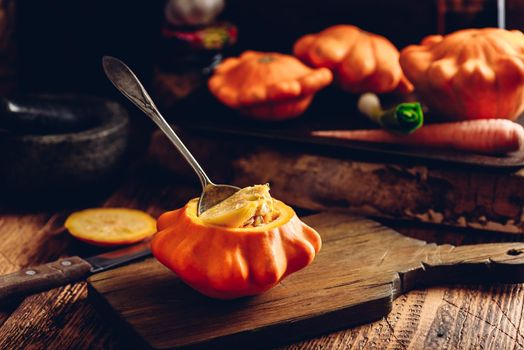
[[0, 240, 151, 303], [86, 240, 151, 273]]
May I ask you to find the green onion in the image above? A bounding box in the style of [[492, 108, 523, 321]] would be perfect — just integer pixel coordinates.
[[357, 93, 424, 134]]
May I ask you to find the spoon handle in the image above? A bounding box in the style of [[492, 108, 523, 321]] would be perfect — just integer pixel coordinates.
[[102, 56, 212, 189]]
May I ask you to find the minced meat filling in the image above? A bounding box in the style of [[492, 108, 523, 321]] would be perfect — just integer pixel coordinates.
[[242, 200, 280, 227]]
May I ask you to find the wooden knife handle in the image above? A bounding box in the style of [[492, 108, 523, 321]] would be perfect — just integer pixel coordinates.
[[0, 256, 92, 303], [399, 242, 524, 293]]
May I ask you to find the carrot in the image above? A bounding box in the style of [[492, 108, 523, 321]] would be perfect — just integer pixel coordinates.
[[312, 119, 524, 155]]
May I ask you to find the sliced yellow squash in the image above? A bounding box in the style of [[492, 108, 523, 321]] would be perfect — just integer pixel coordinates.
[[199, 184, 275, 228], [65, 208, 156, 246]]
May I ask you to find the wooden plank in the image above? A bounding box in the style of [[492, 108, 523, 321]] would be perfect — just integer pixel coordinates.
[[0, 283, 122, 350], [280, 284, 524, 350], [0, 170, 199, 349], [1, 166, 524, 349], [88, 212, 524, 349], [149, 130, 524, 234]]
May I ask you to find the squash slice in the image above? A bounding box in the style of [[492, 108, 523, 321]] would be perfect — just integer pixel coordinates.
[[65, 208, 156, 247]]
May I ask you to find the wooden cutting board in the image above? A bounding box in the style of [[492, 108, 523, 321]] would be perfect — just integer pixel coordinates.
[[87, 213, 524, 349]]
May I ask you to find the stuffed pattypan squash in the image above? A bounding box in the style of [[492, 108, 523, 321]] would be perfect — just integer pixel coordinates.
[[208, 51, 332, 120], [400, 28, 524, 120], [293, 25, 413, 94], [151, 185, 322, 299]]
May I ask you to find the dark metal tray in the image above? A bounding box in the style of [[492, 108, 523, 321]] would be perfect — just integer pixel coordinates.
[[167, 87, 524, 171]]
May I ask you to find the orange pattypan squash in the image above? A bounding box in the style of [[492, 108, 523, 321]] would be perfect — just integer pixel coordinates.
[[208, 51, 332, 120], [151, 185, 322, 299], [400, 28, 524, 121], [293, 25, 413, 94]]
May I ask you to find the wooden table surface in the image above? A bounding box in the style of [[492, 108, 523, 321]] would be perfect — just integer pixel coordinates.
[[1, 164, 524, 350]]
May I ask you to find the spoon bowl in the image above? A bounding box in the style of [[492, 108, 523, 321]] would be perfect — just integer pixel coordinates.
[[198, 184, 241, 215]]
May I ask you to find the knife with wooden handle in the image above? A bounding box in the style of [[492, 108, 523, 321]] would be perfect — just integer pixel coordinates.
[[0, 240, 151, 303]]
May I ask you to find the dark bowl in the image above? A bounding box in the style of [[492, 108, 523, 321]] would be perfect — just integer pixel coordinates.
[[0, 95, 130, 200]]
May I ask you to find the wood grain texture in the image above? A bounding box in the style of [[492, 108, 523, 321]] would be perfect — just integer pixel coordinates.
[[1, 166, 524, 349], [88, 213, 524, 350], [279, 284, 524, 350], [149, 130, 524, 234], [0, 256, 91, 303], [0, 168, 201, 349]]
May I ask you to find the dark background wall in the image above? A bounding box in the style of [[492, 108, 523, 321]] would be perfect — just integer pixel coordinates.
[[14, 0, 506, 97]]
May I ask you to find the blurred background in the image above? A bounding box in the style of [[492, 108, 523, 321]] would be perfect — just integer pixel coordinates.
[[3, 0, 522, 96], [1, 0, 523, 205]]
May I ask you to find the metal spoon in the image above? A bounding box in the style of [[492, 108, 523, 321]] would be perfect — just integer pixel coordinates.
[[102, 56, 240, 215]]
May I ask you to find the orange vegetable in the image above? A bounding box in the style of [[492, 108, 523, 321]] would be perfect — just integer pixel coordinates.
[[65, 208, 157, 247], [293, 25, 413, 94], [312, 119, 524, 155], [151, 186, 321, 299], [400, 28, 524, 121], [208, 51, 332, 120]]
